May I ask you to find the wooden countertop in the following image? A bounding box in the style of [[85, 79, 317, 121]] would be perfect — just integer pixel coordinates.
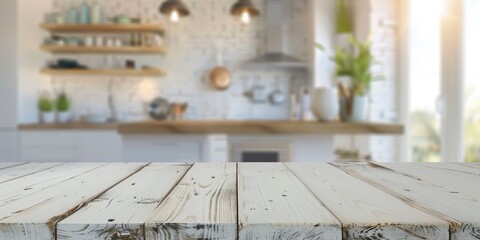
[[18, 122, 119, 130], [117, 120, 405, 135], [1, 162, 478, 239], [18, 121, 404, 135]]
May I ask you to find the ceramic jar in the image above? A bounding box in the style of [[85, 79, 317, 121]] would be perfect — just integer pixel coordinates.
[[40, 112, 55, 124], [312, 87, 339, 122]]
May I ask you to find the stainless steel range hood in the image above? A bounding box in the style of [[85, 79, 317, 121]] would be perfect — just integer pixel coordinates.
[[244, 0, 307, 69]]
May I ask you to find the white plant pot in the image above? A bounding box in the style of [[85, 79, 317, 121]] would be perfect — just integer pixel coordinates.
[[312, 87, 339, 122], [57, 111, 72, 123], [41, 112, 55, 124]]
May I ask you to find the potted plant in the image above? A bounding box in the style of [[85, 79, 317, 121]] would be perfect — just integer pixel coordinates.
[[56, 92, 72, 123], [316, 37, 384, 122], [37, 92, 55, 124]]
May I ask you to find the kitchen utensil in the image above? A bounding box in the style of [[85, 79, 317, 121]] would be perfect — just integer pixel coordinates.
[[209, 67, 231, 91], [171, 102, 188, 121], [269, 78, 285, 105], [149, 97, 171, 120], [209, 40, 231, 91], [245, 84, 267, 103]]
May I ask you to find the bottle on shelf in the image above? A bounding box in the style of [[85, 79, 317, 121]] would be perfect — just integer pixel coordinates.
[[90, 1, 103, 24], [67, 5, 79, 24], [79, 2, 90, 25]]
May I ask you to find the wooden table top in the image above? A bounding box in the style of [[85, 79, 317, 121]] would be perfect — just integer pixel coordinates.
[[0, 162, 477, 239], [118, 120, 405, 135]]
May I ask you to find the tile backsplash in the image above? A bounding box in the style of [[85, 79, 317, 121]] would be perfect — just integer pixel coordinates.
[[48, 0, 311, 120]]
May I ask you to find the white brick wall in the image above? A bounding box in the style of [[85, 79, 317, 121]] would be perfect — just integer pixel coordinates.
[[47, 0, 311, 121], [368, 0, 399, 162]]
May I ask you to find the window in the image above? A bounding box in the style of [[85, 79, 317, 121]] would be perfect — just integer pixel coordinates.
[[408, 0, 443, 162], [464, 0, 480, 162]]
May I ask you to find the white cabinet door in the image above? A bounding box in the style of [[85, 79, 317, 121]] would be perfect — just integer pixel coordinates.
[[21, 131, 122, 162], [21, 131, 80, 162], [0, 130, 18, 161], [79, 131, 122, 162], [123, 135, 203, 162]]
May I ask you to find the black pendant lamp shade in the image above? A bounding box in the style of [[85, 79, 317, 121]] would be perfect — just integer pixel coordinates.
[[160, 0, 190, 17], [231, 0, 260, 17]]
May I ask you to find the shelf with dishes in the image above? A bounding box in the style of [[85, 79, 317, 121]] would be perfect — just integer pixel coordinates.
[[41, 45, 166, 54], [41, 23, 164, 34], [41, 68, 166, 77]]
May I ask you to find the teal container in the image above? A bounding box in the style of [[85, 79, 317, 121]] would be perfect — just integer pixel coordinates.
[[67, 6, 79, 24], [79, 2, 90, 24]]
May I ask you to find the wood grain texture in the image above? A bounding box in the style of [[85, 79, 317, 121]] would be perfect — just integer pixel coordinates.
[[0, 163, 146, 240], [57, 163, 191, 240], [0, 163, 63, 184], [41, 45, 166, 54], [41, 23, 164, 34], [145, 163, 237, 240], [238, 163, 341, 240], [40, 68, 166, 77], [0, 163, 107, 206], [118, 121, 405, 135], [286, 163, 449, 240], [18, 122, 118, 130], [0, 163, 26, 170], [334, 162, 480, 240]]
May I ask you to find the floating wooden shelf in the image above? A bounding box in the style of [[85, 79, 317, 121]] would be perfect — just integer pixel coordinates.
[[41, 23, 164, 34], [41, 45, 166, 54], [40, 68, 166, 77], [19, 122, 118, 130], [118, 121, 405, 135]]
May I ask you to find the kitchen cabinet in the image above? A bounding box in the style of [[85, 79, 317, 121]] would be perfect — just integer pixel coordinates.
[[20, 131, 122, 162], [122, 135, 205, 162], [0, 131, 18, 161]]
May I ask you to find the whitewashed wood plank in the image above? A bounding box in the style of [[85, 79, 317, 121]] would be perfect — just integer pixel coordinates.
[[0, 162, 25, 170], [334, 162, 480, 240], [0, 163, 146, 240], [407, 163, 480, 176], [286, 163, 449, 239], [57, 163, 191, 240], [377, 162, 480, 199], [457, 162, 480, 171], [238, 163, 341, 240], [145, 163, 237, 240], [0, 162, 64, 184], [0, 163, 108, 206]]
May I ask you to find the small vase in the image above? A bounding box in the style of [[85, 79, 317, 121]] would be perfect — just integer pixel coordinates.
[[41, 112, 55, 124], [57, 112, 72, 123], [350, 96, 368, 122], [312, 87, 339, 122]]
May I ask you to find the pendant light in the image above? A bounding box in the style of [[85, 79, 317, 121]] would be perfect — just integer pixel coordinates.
[[231, 0, 260, 24], [159, 0, 190, 23]]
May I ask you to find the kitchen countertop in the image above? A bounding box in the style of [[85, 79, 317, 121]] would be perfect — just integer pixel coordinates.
[[19, 120, 405, 135], [117, 120, 405, 135], [0, 162, 477, 239]]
